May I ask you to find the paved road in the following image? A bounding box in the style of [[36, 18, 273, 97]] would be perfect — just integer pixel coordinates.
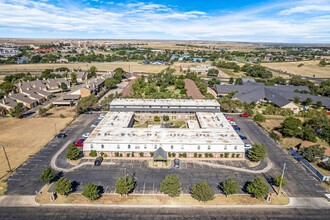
[[5, 113, 100, 195], [231, 115, 327, 197], [0, 207, 329, 220]]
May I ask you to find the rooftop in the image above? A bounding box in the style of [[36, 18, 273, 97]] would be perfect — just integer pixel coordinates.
[[110, 98, 219, 107]]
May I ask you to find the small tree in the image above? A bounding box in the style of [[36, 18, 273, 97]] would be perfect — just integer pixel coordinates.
[[82, 183, 100, 201], [274, 175, 286, 187], [160, 174, 181, 197], [248, 143, 267, 162], [176, 79, 185, 89], [207, 68, 219, 77], [66, 144, 81, 160], [115, 177, 135, 196], [304, 97, 313, 106], [229, 77, 234, 84], [319, 59, 327, 67], [104, 78, 117, 89], [221, 178, 239, 197], [60, 82, 68, 91], [89, 150, 97, 157], [163, 115, 169, 121], [55, 177, 72, 195], [191, 180, 215, 202], [316, 101, 323, 108], [71, 72, 77, 84], [154, 116, 160, 122], [246, 177, 269, 199], [279, 117, 302, 137], [139, 152, 144, 157], [293, 96, 300, 104], [88, 66, 97, 77], [40, 167, 56, 183], [300, 144, 326, 162], [254, 113, 266, 123], [39, 107, 47, 117], [9, 103, 24, 118]]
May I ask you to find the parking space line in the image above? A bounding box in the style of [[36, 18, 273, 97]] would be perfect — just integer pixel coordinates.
[[105, 185, 109, 193], [143, 183, 145, 194], [139, 160, 142, 168], [153, 183, 155, 193]]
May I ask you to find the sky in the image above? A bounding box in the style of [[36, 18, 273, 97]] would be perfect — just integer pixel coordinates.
[[0, 0, 330, 43]]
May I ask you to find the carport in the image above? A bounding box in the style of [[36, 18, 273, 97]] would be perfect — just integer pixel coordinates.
[[153, 147, 167, 161]]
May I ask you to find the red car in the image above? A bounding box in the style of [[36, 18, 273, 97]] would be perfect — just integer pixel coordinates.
[[240, 113, 249, 117], [73, 139, 85, 147], [227, 117, 234, 121], [232, 125, 238, 127], [327, 112, 330, 116]]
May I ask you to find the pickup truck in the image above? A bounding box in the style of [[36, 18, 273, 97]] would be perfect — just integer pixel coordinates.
[[73, 139, 85, 147]]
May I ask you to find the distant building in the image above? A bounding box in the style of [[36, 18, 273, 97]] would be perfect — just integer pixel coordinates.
[[16, 57, 28, 64], [33, 49, 57, 53]]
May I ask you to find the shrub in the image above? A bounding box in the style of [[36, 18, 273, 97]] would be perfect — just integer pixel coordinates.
[[318, 160, 330, 171], [126, 153, 130, 157], [103, 153, 107, 158], [183, 152, 187, 158], [198, 154, 202, 158], [60, 114, 65, 118], [248, 143, 267, 162], [205, 153, 209, 158], [274, 175, 287, 187], [154, 116, 160, 122], [100, 152, 104, 156], [66, 144, 81, 160], [131, 153, 134, 157], [120, 153, 123, 157], [55, 177, 72, 196], [224, 152, 229, 158], [89, 150, 97, 157], [168, 152, 172, 157], [115, 152, 120, 157], [160, 174, 181, 197], [246, 177, 269, 199], [209, 153, 213, 158], [115, 177, 135, 195], [82, 183, 100, 201], [269, 131, 280, 141], [254, 113, 266, 123], [220, 153, 224, 158], [172, 153, 175, 157], [236, 154, 240, 158], [150, 152, 154, 157], [194, 153, 197, 158], [221, 178, 239, 196], [231, 153, 235, 158], [191, 181, 215, 202], [139, 152, 144, 157]]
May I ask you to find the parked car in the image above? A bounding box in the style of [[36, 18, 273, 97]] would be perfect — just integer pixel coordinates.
[[174, 159, 180, 168], [94, 157, 103, 166], [82, 133, 90, 138], [223, 114, 228, 118], [84, 111, 92, 114], [228, 121, 236, 125], [73, 139, 85, 147], [240, 113, 249, 117], [95, 119, 102, 123], [233, 127, 241, 131], [232, 125, 238, 128], [227, 117, 234, 121], [244, 144, 252, 149], [99, 114, 105, 118], [91, 124, 97, 128], [239, 135, 247, 139], [56, 133, 67, 138]]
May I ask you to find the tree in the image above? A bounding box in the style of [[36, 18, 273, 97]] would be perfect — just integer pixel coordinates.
[[254, 113, 266, 123], [176, 79, 185, 89], [160, 174, 181, 197], [9, 103, 24, 118], [301, 125, 317, 142], [75, 94, 98, 114], [274, 175, 286, 187], [71, 72, 77, 84], [38, 107, 47, 117], [279, 117, 302, 137], [207, 68, 219, 77], [66, 144, 81, 160], [303, 97, 313, 106], [60, 82, 68, 91], [104, 78, 117, 89], [235, 78, 243, 85], [88, 66, 97, 77], [82, 183, 100, 201], [115, 177, 135, 196], [300, 144, 326, 162], [163, 115, 169, 121], [316, 101, 323, 108], [248, 143, 267, 162], [319, 59, 327, 67], [55, 177, 72, 195], [318, 160, 330, 171], [40, 167, 56, 183], [0, 81, 15, 93], [221, 178, 239, 197], [191, 180, 214, 202], [229, 77, 234, 84], [247, 177, 269, 198], [293, 96, 300, 104], [154, 116, 160, 122]]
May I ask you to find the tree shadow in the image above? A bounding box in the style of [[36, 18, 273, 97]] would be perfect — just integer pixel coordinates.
[[97, 185, 104, 195], [242, 181, 251, 193], [71, 181, 80, 193]]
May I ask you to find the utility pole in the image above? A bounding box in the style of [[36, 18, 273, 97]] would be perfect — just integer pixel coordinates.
[[278, 163, 286, 196], [1, 145, 12, 172], [124, 168, 127, 184]]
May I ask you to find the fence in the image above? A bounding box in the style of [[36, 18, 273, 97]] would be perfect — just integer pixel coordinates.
[[289, 147, 330, 181]]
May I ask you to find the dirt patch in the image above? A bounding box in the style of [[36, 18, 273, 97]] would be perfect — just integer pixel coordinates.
[[40, 106, 76, 118], [0, 116, 73, 179], [260, 60, 330, 78]]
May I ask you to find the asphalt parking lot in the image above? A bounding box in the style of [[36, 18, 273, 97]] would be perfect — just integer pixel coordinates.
[[54, 159, 263, 195]]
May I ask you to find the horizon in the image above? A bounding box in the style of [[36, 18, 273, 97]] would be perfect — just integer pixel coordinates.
[[0, 0, 330, 43]]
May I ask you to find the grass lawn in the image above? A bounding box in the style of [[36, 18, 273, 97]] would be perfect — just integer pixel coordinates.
[[0, 114, 74, 179], [311, 162, 330, 176], [36, 183, 289, 206]]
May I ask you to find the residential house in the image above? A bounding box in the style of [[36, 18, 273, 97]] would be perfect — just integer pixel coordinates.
[[80, 72, 113, 97], [10, 93, 37, 109], [0, 97, 27, 112]]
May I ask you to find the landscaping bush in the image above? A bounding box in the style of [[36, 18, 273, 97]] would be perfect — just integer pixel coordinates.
[[221, 178, 239, 197], [139, 152, 144, 157], [183, 152, 187, 158], [209, 153, 213, 158], [220, 153, 224, 158], [55, 177, 72, 196], [82, 183, 100, 201], [172, 153, 175, 157], [248, 143, 267, 162], [231, 153, 235, 158], [40, 167, 56, 183], [205, 153, 209, 158], [126, 153, 130, 157], [120, 153, 123, 157], [194, 153, 197, 158], [246, 177, 269, 199], [191, 181, 215, 202], [154, 116, 160, 122], [160, 174, 181, 197], [236, 154, 240, 158], [131, 153, 134, 157], [269, 131, 280, 141], [150, 152, 154, 157], [198, 154, 202, 158], [224, 152, 229, 158], [254, 113, 266, 123], [89, 150, 97, 157], [274, 175, 287, 187], [103, 153, 107, 158], [168, 152, 172, 157], [115, 177, 135, 196], [318, 160, 330, 171]]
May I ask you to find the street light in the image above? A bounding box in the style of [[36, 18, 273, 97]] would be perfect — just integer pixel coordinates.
[[0, 145, 12, 172]]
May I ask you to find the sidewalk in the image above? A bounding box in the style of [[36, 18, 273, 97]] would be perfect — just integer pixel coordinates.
[[0, 195, 37, 207]]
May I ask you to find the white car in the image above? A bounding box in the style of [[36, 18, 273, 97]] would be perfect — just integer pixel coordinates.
[[82, 133, 90, 138], [99, 114, 105, 118], [228, 121, 236, 125], [91, 124, 97, 128], [244, 144, 252, 149]]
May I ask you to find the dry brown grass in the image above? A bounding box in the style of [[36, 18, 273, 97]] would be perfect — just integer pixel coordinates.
[[260, 116, 285, 132], [41, 106, 76, 118], [36, 187, 289, 206], [280, 137, 302, 150], [0, 116, 73, 179], [0, 180, 7, 196], [0, 62, 168, 74], [260, 60, 330, 78]]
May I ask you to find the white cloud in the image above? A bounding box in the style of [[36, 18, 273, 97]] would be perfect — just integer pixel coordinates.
[[279, 5, 330, 15]]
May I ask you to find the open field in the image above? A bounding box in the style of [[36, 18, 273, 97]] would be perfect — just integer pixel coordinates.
[[0, 62, 168, 74], [0, 115, 73, 179], [260, 60, 330, 78], [36, 183, 289, 205], [41, 106, 76, 118]]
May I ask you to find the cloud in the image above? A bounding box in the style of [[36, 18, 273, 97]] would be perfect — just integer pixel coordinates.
[[0, 0, 329, 42]]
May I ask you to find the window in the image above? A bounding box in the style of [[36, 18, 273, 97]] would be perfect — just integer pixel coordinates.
[[101, 144, 104, 149], [117, 144, 120, 149], [91, 144, 93, 149], [135, 146, 140, 149], [144, 145, 147, 149], [197, 145, 200, 150], [128, 145, 131, 149], [208, 145, 211, 150], [171, 145, 174, 150], [234, 145, 237, 150], [154, 145, 157, 149], [181, 145, 184, 150], [224, 145, 227, 150]]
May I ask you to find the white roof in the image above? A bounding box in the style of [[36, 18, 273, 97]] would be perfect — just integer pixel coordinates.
[[110, 99, 220, 107]]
